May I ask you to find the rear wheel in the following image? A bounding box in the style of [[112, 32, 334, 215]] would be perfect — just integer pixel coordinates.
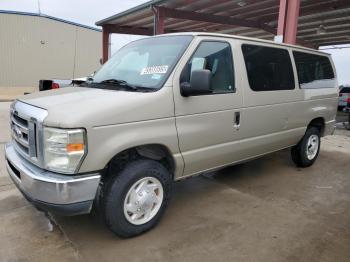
[[103, 159, 172, 238], [291, 127, 320, 168]]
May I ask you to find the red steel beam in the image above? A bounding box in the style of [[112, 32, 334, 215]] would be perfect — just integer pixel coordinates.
[[260, 0, 350, 23], [154, 2, 281, 36], [152, 6, 165, 35], [150, 0, 239, 29], [149, 4, 314, 49], [276, 0, 300, 45], [155, 0, 276, 31], [284, 0, 300, 44], [102, 27, 110, 64], [277, 0, 287, 36], [171, 0, 331, 31], [161, 0, 325, 35], [103, 24, 153, 35], [155, 6, 276, 34], [103, 24, 181, 35]]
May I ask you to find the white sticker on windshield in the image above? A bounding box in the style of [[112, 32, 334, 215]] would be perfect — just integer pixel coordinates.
[[141, 65, 169, 75]]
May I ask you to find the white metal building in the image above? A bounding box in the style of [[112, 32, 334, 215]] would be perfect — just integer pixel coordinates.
[[0, 10, 102, 90]]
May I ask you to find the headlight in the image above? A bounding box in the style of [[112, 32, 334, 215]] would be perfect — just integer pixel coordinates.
[[43, 127, 87, 174]]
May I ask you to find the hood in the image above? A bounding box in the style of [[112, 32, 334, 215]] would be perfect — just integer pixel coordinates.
[[18, 86, 174, 128]]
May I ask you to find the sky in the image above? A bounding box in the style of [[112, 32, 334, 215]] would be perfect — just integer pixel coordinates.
[[1, 0, 350, 85]]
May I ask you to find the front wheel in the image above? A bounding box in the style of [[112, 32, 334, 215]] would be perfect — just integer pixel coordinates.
[[103, 159, 172, 238], [291, 127, 321, 168]]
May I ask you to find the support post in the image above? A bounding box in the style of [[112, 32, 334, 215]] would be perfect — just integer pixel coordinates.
[[277, 0, 287, 37], [152, 6, 165, 35], [102, 27, 110, 64], [276, 0, 301, 45]]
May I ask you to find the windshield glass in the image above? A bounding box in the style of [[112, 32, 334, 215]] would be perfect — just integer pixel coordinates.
[[91, 35, 193, 90]]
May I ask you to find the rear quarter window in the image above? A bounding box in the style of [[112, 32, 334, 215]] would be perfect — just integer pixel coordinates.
[[293, 51, 335, 89]]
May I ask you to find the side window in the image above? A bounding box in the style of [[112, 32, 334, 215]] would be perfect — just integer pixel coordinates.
[[242, 44, 295, 91], [181, 41, 235, 94], [293, 51, 335, 89]]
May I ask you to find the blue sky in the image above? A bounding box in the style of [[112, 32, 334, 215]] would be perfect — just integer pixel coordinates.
[[1, 0, 349, 85]]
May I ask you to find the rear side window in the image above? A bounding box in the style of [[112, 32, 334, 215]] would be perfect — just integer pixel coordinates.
[[181, 41, 235, 94], [241, 44, 295, 91], [293, 51, 335, 89]]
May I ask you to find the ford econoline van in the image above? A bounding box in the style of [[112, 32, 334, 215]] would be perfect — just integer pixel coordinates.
[[5, 33, 338, 237]]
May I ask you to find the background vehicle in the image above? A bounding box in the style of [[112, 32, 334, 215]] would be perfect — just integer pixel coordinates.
[[343, 100, 350, 130], [39, 78, 87, 91], [5, 33, 338, 238], [338, 86, 350, 110]]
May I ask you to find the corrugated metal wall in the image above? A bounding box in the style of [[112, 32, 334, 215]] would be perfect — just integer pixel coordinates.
[[0, 13, 101, 88]]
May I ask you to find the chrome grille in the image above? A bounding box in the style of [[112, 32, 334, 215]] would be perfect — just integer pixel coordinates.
[[10, 101, 48, 168], [11, 111, 36, 158]]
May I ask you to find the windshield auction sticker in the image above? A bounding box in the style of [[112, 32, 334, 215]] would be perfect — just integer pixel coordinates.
[[141, 65, 169, 75]]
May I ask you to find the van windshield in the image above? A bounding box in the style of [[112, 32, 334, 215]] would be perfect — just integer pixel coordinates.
[[89, 35, 193, 91]]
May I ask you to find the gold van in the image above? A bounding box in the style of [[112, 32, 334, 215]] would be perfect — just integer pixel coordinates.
[[5, 33, 338, 237]]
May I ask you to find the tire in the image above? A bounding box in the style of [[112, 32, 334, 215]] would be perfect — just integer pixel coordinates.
[[103, 159, 172, 238], [291, 127, 321, 168]]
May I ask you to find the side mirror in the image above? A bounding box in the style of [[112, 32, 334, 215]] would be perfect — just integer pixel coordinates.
[[180, 69, 212, 97]]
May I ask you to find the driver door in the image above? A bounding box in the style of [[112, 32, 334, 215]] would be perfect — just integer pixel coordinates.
[[172, 37, 243, 178]]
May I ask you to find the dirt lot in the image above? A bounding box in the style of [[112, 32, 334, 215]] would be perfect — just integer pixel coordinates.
[[1, 101, 349, 262]]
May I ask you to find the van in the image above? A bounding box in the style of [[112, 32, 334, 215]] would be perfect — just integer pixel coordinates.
[[338, 86, 350, 110], [5, 33, 338, 237]]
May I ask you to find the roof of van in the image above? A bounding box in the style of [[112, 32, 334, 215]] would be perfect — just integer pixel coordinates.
[[151, 32, 331, 56]]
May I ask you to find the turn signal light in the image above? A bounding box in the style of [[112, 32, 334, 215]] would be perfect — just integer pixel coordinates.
[[66, 143, 84, 152]]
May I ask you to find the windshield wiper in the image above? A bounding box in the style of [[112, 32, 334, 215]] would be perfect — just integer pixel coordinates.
[[85, 78, 156, 92], [98, 79, 137, 91]]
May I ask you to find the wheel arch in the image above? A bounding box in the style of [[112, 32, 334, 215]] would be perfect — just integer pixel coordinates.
[[307, 117, 325, 136], [103, 143, 176, 181]]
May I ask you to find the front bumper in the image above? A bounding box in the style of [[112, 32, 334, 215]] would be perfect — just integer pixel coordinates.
[[5, 143, 101, 216]]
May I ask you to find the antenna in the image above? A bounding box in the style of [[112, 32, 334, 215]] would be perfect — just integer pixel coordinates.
[[37, 0, 41, 15]]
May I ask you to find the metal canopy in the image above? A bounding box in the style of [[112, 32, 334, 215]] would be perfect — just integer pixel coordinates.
[[96, 0, 350, 48]]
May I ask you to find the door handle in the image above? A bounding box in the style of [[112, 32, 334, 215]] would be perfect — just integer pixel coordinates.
[[234, 111, 240, 130]]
